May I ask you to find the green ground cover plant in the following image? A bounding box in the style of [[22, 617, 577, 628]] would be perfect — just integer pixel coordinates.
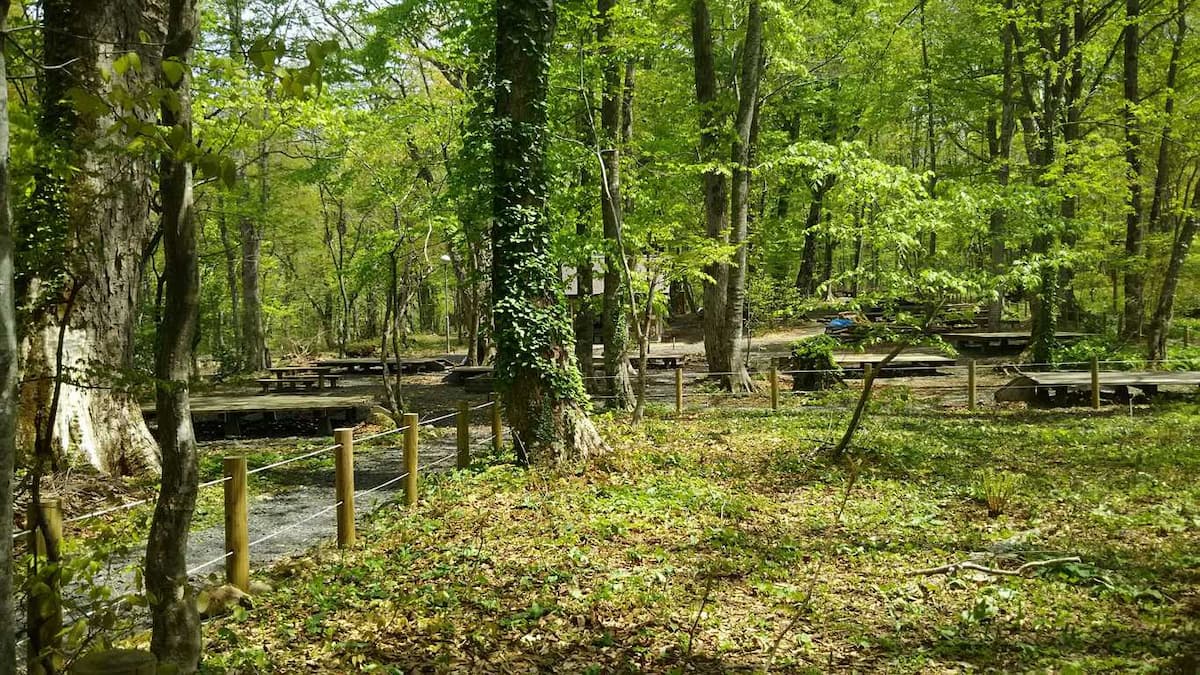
[[200, 400, 1200, 672]]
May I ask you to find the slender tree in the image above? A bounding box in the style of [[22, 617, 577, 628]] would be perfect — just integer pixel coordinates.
[[1121, 0, 1145, 338], [597, 0, 635, 409], [493, 0, 605, 462], [146, 0, 202, 668], [0, 0, 18, 669]]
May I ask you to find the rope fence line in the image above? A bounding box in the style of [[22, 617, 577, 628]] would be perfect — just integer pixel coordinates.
[[246, 444, 339, 477], [354, 425, 409, 444], [355, 472, 411, 499], [247, 502, 342, 551]]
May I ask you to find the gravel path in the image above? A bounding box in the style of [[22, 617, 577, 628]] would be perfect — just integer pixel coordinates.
[[184, 428, 481, 580]]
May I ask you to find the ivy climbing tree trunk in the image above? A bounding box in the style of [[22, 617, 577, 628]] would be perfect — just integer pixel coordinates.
[[20, 0, 163, 474], [492, 0, 604, 464], [146, 0, 202, 669], [0, 0, 17, 668]]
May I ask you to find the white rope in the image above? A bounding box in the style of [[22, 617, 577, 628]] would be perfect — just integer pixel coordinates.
[[355, 472, 410, 498], [246, 444, 337, 477], [57, 497, 150, 526], [423, 454, 458, 470], [419, 411, 457, 426], [247, 502, 342, 550], [199, 476, 232, 489], [187, 551, 232, 576], [356, 425, 409, 444], [469, 400, 495, 411]]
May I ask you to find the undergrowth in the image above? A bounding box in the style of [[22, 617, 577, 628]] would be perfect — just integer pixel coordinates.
[[200, 402, 1200, 672]]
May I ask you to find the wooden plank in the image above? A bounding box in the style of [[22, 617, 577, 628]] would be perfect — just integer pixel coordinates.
[[143, 392, 372, 416], [1015, 371, 1200, 387]]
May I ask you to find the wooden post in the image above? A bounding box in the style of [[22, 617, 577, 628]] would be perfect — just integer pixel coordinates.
[[27, 498, 63, 672], [223, 456, 249, 591], [769, 366, 779, 411], [1185, 326, 1191, 348], [404, 413, 419, 506], [674, 367, 683, 415], [1090, 356, 1101, 409], [334, 428, 355, 549], [457, 401, 471, 469], [967, 360, 977, 412], [490, 393, 502, 453]]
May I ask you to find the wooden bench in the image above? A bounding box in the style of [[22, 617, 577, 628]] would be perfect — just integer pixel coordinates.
[[257, 374, 341, 394]]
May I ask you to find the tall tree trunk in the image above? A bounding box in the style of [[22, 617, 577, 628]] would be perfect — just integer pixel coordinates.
[[0, 1, 18, 668], [239, 213, 266, 369], [986, 0, 1016, 329], [691, 0, 731, 378], [721, 0, 764, 392], [216, 196, 240, 347], [493, 0, 603, 463], [146, 0, 201, 669], [794, 181, 829, 294], [1146, 175, 1198, 360], [1121, 0, 1145, 339], [1147, 0, 1185, 235], [573, 100, 595, 381], [20, 0, 162, 474], [598, 0, 634, 408]]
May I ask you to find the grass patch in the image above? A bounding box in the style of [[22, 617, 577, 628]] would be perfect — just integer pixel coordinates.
[[202, 403, 1200, 672]]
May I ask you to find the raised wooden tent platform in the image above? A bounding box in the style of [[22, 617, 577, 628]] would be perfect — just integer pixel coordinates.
[[941, 331, 1089, 352], [315, 357, 457, 375], [143, 392, 373, 437], [833, 352, 955, 376], [996, 370, 1200, 404]]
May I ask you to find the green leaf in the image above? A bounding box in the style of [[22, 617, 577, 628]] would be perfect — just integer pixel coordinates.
[[162, 58, 186, 86]]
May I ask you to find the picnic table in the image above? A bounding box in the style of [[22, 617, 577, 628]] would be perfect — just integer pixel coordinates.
[[258, 365, 340, 393]]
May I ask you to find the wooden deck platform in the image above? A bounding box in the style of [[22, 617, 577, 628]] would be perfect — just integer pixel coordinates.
[[315, 357, 457, 375], [143, 393, 373, 436], [942, 331, 1089, 351], [833, 352, 955, 378], [996, 370, 1200, 403]]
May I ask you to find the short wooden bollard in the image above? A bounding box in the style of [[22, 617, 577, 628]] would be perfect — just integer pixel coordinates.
[[674, 367, 683, 415], [457, 401, 471, 469], [1090, 356, 1101, 410], [334, 428, 355, 549], [1185, 326, 1191, 348], [769, 366, 780, 411], [490, 393, 503, 453], [71, 649, 156, 675], [403, 413, 419, 506], [223, 456, 249, 591], [27, 498, 63, 672], [967, 360, 977, 412]]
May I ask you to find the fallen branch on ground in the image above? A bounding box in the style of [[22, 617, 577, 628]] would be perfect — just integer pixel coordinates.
[[906, 556, 1081, 577]]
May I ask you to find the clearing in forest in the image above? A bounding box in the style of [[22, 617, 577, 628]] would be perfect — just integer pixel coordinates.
[[200, 398, 1200, 672]]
